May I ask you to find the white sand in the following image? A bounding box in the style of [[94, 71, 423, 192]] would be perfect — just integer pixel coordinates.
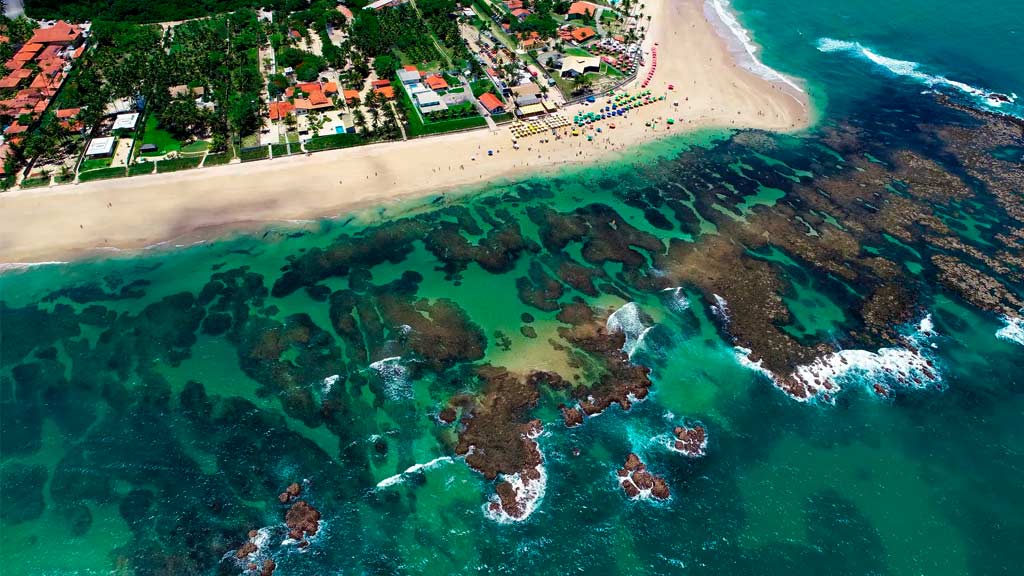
[[0, 0, 808, 265]]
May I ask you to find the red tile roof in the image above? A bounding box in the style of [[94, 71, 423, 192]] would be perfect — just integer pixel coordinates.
[[323, 81, 338, 94], [29, 21, 82, 45], [372, 79, 392, 89], [403, 65, 419, 73], [424, 74, 448, 90], [571, 27, 596, 42], [343, 89, 361, 101], [568, 1, 598, 17], [297, 81, 321, 94], [511, 8, 531, 18], [5, 122, 29, 135], [268, 101, 295, 120], [56, 107, 81, 118], [0, 76, 22, 89], [479, 92, 504, 112], [373, 86, 395, 99]]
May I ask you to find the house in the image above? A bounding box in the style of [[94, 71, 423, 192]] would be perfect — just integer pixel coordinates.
[[504, 0, 524, 10], [323, 82, 339, 95], [29, 21, 84, 46], [269, 101, 295, 120], [374, 85, 396, 99], [336, 4, 355, 19], [479, 92, 505, 115], [567, 1, 599, 19], [85, 136, 116, 158], [343, 89, 361, 102], [414, 89, 445, 114], [294, 90, 333, 113], [112, 112, 140, 131], [397, 66, 421, 85], [571, 26, 596, 43], [510, 82, 542, 106], [372, 79, 393, 90], [560, 55, 601, 77], [424, 74, 449, 91], [56, 108, 83, 132], [511, 8, 531, 20]]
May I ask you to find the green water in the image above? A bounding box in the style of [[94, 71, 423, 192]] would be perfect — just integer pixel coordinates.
[[2, 1, 1024, 574]]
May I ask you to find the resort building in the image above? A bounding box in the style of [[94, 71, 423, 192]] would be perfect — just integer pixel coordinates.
[[571, 26, 597, 43], [510, 82, 543, 107], [85, 136, 116, 158], [112, 112, 139, 131], [29, 20, 85, 47], [567, 1, 600, 19], [268, 101, 295, 120], [479, 92, 506, 115], [560, 55, 601, 78]]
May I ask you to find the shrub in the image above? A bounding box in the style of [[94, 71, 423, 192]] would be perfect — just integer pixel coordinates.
[[78, 167, 127, 182], [305, 133, 365, 151], [157, 156, 203, 173]]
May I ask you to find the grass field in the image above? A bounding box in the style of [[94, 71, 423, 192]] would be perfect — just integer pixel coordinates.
[[180, 140, 211, 154], [140, 115, 182, 156], [79, 154, 113, 172]]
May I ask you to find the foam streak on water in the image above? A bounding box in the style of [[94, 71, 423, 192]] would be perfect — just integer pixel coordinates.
[[817, 38, 1020, 114], [376, 456, 455, 488], [606, 302, 653, 358]]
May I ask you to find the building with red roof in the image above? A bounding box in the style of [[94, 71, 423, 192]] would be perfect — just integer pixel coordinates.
[[323, 82, 338, 95], [571, 26, 596, 43], [424, 74, 449, 91], [511, 8, 531, 20], [479, 92, 505, 114], [567, 1, 599, 18], [343, 89, 361, 102], [373, 85, 396, 99], [269, 101, 295, 120], [29, 21, 83, 46]]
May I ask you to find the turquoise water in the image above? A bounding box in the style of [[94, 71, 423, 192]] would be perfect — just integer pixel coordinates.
[[2, 1, 1023, 575]]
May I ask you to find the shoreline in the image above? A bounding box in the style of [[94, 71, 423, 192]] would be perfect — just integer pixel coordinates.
[[0, 0, 811, 269]]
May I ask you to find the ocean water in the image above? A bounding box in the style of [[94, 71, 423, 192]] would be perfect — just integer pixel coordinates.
[[1, 1, 1023, 575]]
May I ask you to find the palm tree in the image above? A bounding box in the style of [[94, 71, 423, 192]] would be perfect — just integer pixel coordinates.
[[352, 108, 368, 136]]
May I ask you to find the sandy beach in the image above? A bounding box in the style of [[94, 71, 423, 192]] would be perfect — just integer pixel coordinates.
[[0, 0, 809, 266]]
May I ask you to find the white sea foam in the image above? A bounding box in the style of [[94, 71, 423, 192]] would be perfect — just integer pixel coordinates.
[[817, 38, 1018, 111], [704, 0, 805, 94], [375, 456, 454, 488], [0, 260, 69, 273], [661, 287, 691, 313], [711, 294, 731, 323], [995, 315, 1024, 346], [735, 315, 941, 402], [606, 302, 653, 358], [369, 356, 412, 399], [483, 462, 547, 524], [321, 374, 339, 395]]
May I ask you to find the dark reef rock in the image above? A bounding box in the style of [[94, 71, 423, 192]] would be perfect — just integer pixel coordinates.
[[285, 500, 321, 541], [672, 424, 708, 457], [616, 453, 669, 500]]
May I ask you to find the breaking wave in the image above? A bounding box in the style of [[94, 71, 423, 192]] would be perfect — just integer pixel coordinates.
[[995, 315, 1024, 346], [369, 356, 412, 400], [704, 0, 805, 94], [817, 38, 1019, 112], [737, 315, 941, 402], [606, 302, 654, 359], [376, 456, 455, 488]]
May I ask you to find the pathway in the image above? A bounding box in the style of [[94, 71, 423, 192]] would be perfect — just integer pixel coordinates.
[[460, 76, 498, 130]]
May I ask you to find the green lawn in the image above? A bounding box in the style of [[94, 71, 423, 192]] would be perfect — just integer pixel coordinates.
[[180, 140, 211, 154], [140, 115, 182, 156], [564, 47, 593, 57], [79, 155, 113, 172]]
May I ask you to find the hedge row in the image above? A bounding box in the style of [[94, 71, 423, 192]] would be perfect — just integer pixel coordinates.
[[128, 162, 155, 176], [304, 133, 366, 152], [203, 153, 233, 166], [239, 146, 269, 162], [157, 156, 203, 173], [78, 167, 127, 182], [271, 143, 291, 158], [20, 176, 51, 188]]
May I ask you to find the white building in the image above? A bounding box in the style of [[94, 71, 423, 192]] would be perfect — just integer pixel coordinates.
[[85, 136, 116, 158], [112, 112, 139, 131]]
